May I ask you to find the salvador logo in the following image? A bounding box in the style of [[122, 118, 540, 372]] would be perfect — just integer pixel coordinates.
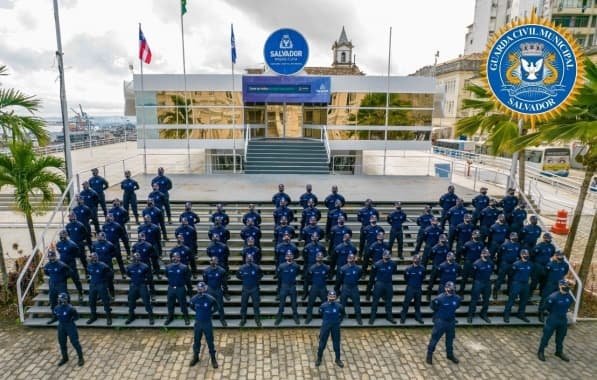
[[483, 10, 583, 123], [279, 34, 293, 49]]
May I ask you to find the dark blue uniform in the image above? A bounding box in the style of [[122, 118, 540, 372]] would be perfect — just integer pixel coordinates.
[[276, 261, 300, 318], [299, 191, 318, 209], [273, 205, 294, 227], [426, 243, 449, 294], [332, 242, 357, 291], [471, 193, 489, 225], [438, 192, 458, 229], [504, 259, 532, 319], [92, 239, 117, 296], [317, 301, 345, 362], [80, 188, 100, 233], [210, 210, 230, 227], [488, 222, 509, 256], [370, 259, 397, 320], [121, 177, 140, 220], [102, 221, 129, 273], [87, 261, 112, 317], [305, 263, 331, 320], [89, 175, 109, 217], [206, 241, 230, 272], [236, 262, 263, 321], [151, 174, 172, 221], [65, 220, 90, 266], [453, 222, 474, 256], [446, 205, 468, 248], [301, 206, 321, 230], [180, 210, 200, 228], [400, 264, 426, 321], [189, 293, 218, 357], [323, 192, 345, 210], [56, 239, 83, 294], [339, 263, 363, 321], [364, 240, 390, 296], [414, 212, 434, 255], [437, 262, 461, 294], [357, 206, 379, 256], [54, 303, 83, 361], [387, 209, 407, 257], [479, 206, 499, 242], [274, 224, 295, 245], [165, 263, 191, 317], [500, 194, 519, 222], [143, 205, 167, 240], [459, 240, 484, 293], [44, 260, 71, 311], [242, 210, 261, 227], [126, 262, 153, 316], [509, 208, 527, 235], [138, 222, 162, 257], [421, 225, 443, 267], [73, 203, 97, 235], [132, 240, 160, 279], [203, 265, 227, 322], [148, 189, 167, 214], [274, 241, 298, 266], [175, 224, 198, 258], [494, 240, 521, 294], [208, 225, 230, 244], [242, 244, 261, 265], [538, 291, 573, 355], [272, 191, 291, 208], [521, 224, 542, 251], [326, 207, 347, 238], [109, 205, 129, 228], [530, 241, 556, 292], [240, 225, 261, 248], [467, 258, 494, 319], [301, 224, 325, 243], [427, 293, 460, 358], [328, 224, 351, 256], [539, 260, 569, 315], [302, 242, 327, 294]]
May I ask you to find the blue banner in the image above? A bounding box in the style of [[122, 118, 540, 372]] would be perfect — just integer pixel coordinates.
[[242, 76, 331, 103]]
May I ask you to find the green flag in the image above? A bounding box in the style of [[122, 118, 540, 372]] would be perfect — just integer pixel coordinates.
[[181, 0, 187, 15]]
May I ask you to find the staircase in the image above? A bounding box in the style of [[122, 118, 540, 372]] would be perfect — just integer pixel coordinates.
[[23, 200, 545, 329], [245, 138, 329, 174]]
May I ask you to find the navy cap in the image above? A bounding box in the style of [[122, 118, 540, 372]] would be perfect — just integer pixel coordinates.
[[559, 279, 569, 286], [197, 282, 207, 291]]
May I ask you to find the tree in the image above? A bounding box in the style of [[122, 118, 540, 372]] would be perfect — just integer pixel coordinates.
[[0, 141, 66, 249], [455, 84, 529, 192], [512, 58, 597, 301], [0, 65, 49, 146], [157, 94, 192, 139]]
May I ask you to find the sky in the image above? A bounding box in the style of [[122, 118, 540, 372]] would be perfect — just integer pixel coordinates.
[[0, 0, 475, 117]]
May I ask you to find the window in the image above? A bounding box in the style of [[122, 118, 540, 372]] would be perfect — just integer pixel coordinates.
[[341, 52, 346, 63]]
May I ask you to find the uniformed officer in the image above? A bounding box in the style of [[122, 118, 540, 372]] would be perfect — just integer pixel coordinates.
[[175, 217, 198, 275], [86, 252, 113, 326], [73, 195, 96, 236], [242, 203, 261, 227], [301, 198, 321, 231], [65, 211, 90, 269], [132, 232, 160, 288], [413, 205, 434, 255], [332, 234, 357, 289], [493, 232, 522, 299], [206, 233, 230, 274], [272, 183, 291, 208], [438, 185, 458, 230], [165, 252, 191, 326], [44, 250, 72, 324], [89, 168, 109, 218], [79, 182, 100, 233], [148, 182, 166, 217], [189, 282, 219, 369], [121, 170, 140, 224], [305, 252, 330, 324], [537, 279, 573, 362], [54, 293, 84, 367], [471, 187, 489, 226], [530, 233, 556, 293], [275, 251, 301, 325], [170, 234, 192, 271], [488, 214, 509, 257], [236, 253, 263, 327], [400, 255, 425, 324], [210, 203, 230, 227], [325, 199, 347, 238], [459, 230, 484, 295], [426, 281, 460, 365], [179, 201, 200, 228], [425, 234, 450, 299], [273, 199, 294, 227], [315, 290, 345, 368], [302, 233, 327, 298], [299, 183, 318, 209], [421, 217, 443, 268], [274, 216, 295, 245], [338, 253, 363, 325], [125, 252, 155, 325], [240, 217, 261, 249], [109, 199, 129, 229], [435, 252, 461, 296], [357, 199, 379, 257], [151, 167, 173, 223], [364, 232, 390, 299], [302, 216, 325, 243], [203, 256, 228, 326], [479, 199, 500, 243], [242, 236, 261, 265], [387, 201, 408, 259], [500, 188, 519, 223], [208, 216, 230, 245], [56, 230, 84, 301], [446, 198, 468, 249], [138, 214, 162, 257], [509, 203, 528, 236], [323, 185, 345, 210], [452, 214, 474, 257], [102, 213, 129, 275], [274, 232, 298, 274], [369, 250, 397, 324], [361, 215, 384, 261], [538, 250, 569, 322], [92, 232, 117, 297], [328, 215, 351, 257], [503, 249, 532, 323], [467, 248, 493, 324], [143, 198, 167, 241], [521, 215, 542, 252]]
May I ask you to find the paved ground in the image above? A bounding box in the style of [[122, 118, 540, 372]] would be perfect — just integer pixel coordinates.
[[0, 321, 595, 379]]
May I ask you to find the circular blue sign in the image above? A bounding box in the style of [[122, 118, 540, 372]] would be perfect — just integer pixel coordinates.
[[486, 24, 578, 116], [264, 28, 309, 76]]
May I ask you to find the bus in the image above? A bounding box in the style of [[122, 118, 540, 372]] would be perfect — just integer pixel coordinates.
[[474, 141, 571, 177], [432, 139, 476, 158]]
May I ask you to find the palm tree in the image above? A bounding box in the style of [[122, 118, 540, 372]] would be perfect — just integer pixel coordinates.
[[455, 84, 529, 192], [512, 58, 597, 298], [0, 141, 66, 249], [0, 65, 49, 146], [158, 94, 192, 139]]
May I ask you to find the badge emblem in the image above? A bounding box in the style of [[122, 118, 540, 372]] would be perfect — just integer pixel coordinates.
[[483, 10, 583, 123]]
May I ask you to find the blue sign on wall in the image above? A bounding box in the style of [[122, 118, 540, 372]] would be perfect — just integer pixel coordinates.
[[242, 76, 331, 103], [263, 28, 309, 76]]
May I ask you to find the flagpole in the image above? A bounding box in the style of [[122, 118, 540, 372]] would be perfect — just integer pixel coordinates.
[[180, 6, 191, 170], [139, 23, 148, 174], [231, 24, 237, 173], [383, 26, 392, 176]]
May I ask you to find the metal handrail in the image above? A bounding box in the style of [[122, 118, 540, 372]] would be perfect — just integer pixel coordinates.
[[243, 124, 250, 163], [322, 125, 331, 164], [16, 175, 78, 322], [515, 185, 583, 323]]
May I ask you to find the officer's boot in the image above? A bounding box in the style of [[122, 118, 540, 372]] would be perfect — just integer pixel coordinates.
[[447, 354, 459, 364], [538, 311, 545, 323], [78, 291, 84, 303], [305, 314, 312, 324], [210, 353, 219, 369], [255, 315, 262, 327], [492, 286, 498, 300], [164, 314, 174, 326], [58, 355, 68, 366], [335, 358, 344, 368], [184, 314, 190, 326], [220, 317, 228, 327], [315, 355, 322, 366], [135, 215, 139, 225], [537, 350, 546, 361], [189, 352, 199, 367], [125, 313, 136, 325], [275, 314, 283, 326], [77, 351, 84, 367], [426, 289, 432, 301], [149, 313, 155, 325], [106, 312, 113, 326], [426, 353, 433, 365], [555, 352, 570, 362], [86, 314, 97, 325], [239, 316, 246, 327]]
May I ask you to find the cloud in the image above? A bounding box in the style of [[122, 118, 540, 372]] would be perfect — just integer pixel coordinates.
[[0, 0, 14, 9], [63, 32, 131, 76], [0, 41, 54, 74], [17, 11, 37, 30]]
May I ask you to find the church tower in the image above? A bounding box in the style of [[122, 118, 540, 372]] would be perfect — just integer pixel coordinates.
[[332, 26, 353, 67]]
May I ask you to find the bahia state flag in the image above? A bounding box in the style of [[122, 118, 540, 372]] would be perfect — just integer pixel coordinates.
[[139, 25, 152, 64]]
